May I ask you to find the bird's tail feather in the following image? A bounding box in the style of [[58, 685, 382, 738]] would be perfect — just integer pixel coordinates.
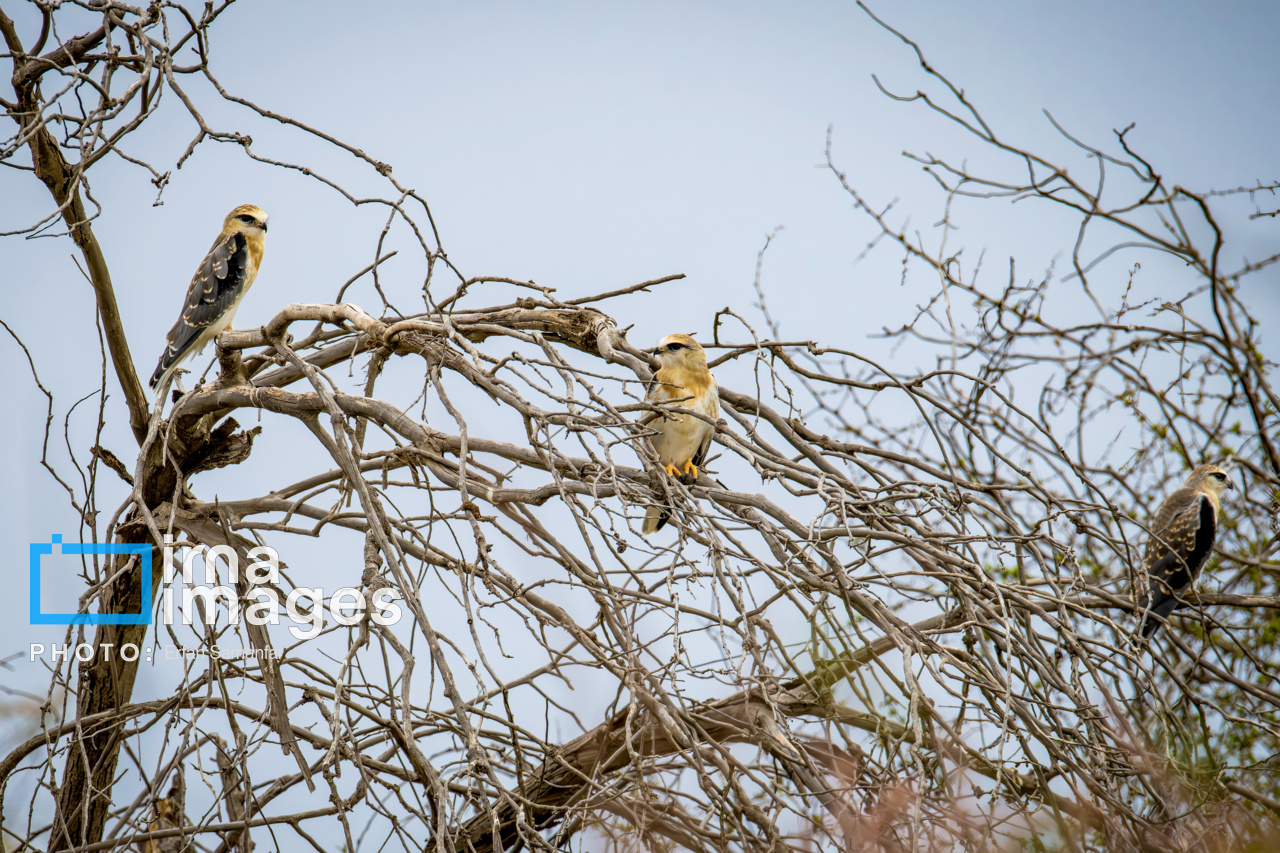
[[150, 358, 176, 390], [642, 465, 705, 534], [643, 504, 669, 535], [1139, 596, 1181, 639]]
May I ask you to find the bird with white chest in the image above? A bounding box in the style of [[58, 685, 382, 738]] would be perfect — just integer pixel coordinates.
[[1138, 463, 1235, 640], [149, 204, 269, 391], [641, 334, 719, 535]]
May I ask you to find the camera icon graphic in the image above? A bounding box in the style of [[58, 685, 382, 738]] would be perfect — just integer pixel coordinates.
[[30, 535, 152, 625]]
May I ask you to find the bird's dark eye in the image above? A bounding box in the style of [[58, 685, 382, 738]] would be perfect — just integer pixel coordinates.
[[668, 343, 686, 352], [1211, 472, 1227, 482], [238, 214, 256, 225]]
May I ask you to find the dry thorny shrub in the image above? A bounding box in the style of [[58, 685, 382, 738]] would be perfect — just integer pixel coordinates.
[[1, 3, 1278, 852]]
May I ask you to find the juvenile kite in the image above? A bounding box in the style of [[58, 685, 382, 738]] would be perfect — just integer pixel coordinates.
[[641, 334, 719, 535], [1138, 463, 1235, 639], [149, 204, 269, 389]]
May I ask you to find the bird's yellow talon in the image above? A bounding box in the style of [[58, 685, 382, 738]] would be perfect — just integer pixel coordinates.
[[663, 463, 681, 477], [683, 461, 698, 479]]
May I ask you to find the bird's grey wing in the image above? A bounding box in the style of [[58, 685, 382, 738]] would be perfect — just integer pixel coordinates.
[[692, 384, 719, 464], [150, 231, 250, 386], [1139, 493, 1216, 638], [690, 432, 712, 471], [689, 412, 715, 471], [1145, 494, 1216, 595], [687, 383, 719, 472]]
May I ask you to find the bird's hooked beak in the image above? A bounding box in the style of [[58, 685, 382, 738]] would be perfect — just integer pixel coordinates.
[[261, 221, 269, 233], [1226, 479, 1236, 491]]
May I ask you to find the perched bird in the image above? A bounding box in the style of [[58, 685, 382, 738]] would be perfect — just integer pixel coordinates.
[[641, 334, 719, 535], [149, 204, 269, 390], [143, 775, 185, 853], [1138, 463, 1235, 639]]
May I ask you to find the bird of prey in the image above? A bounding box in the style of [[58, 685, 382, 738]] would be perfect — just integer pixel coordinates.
[[149, 204, 269, 390], [1138, 463, 1235, 639], [143, 775, 185, 853], [641, 334, 719, 535]]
